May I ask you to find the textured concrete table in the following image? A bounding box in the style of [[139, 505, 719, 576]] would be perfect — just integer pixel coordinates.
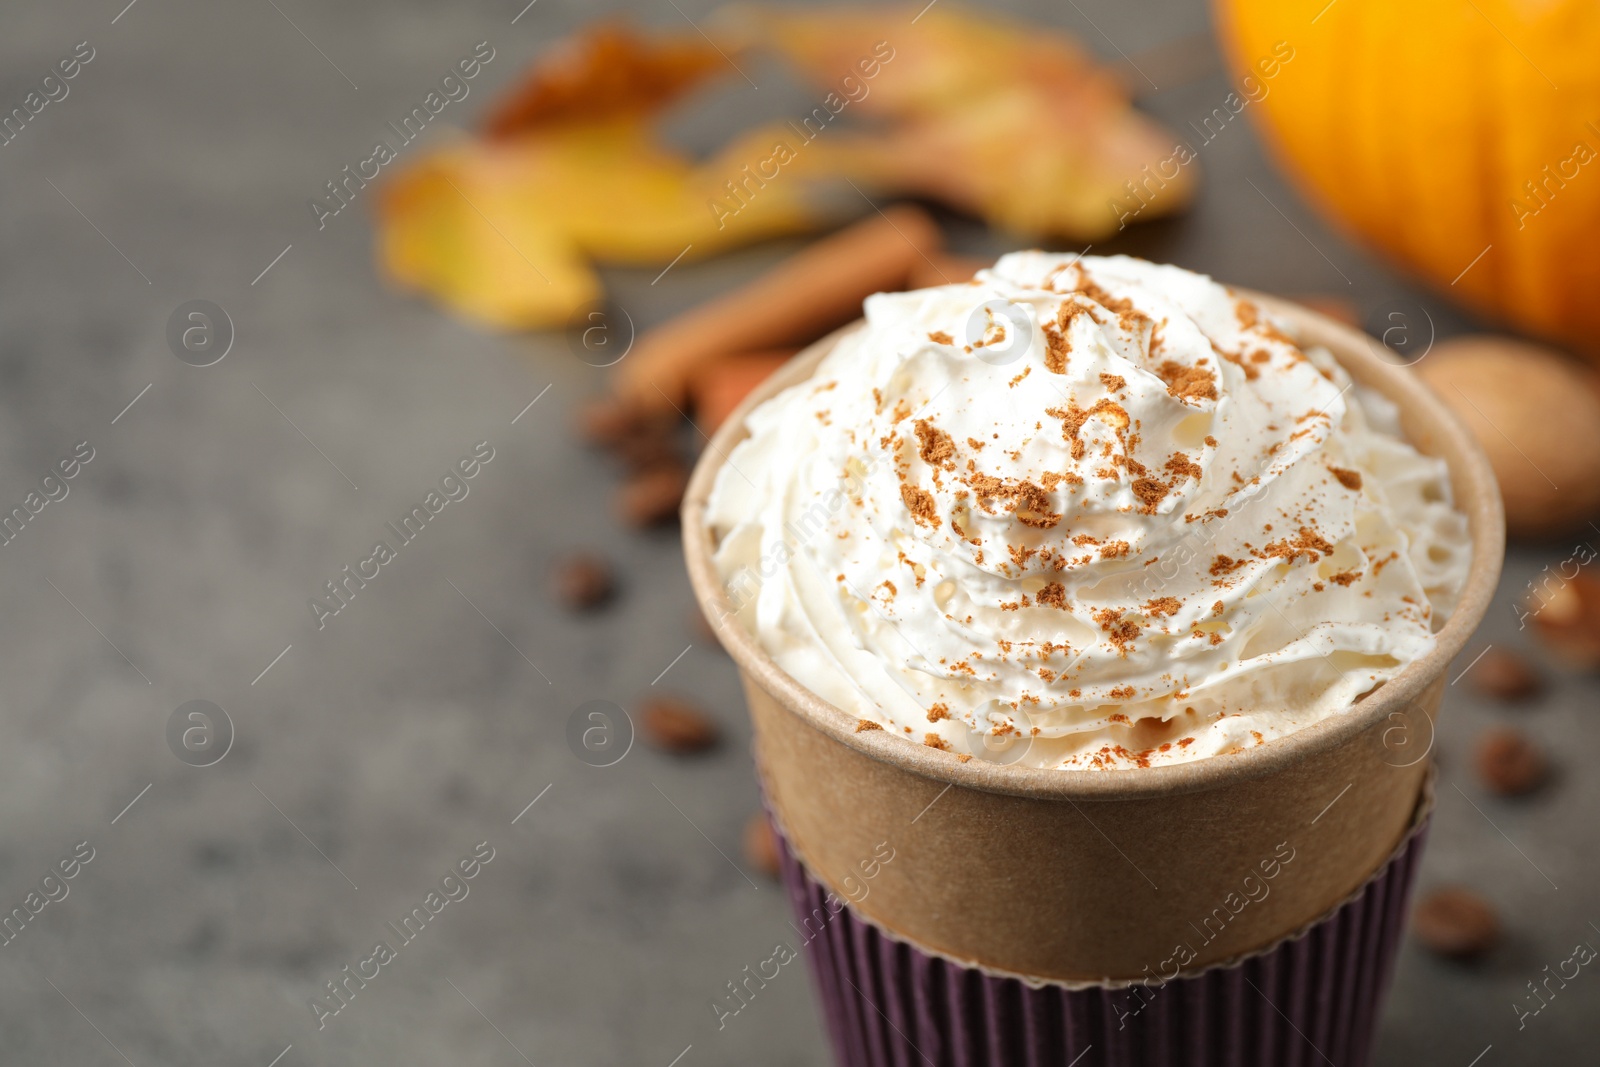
[[0, 1, 1590, 1064]]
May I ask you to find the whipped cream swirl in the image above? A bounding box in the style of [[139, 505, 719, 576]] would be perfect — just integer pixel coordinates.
[[705, 253, 1469, 768]]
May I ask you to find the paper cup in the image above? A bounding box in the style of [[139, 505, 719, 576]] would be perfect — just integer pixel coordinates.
[[683, 295, 1502, 1055]]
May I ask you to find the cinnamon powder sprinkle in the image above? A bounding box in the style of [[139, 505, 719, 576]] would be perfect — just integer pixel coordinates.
[[1044, 328, 1071, 374], [1156, 360, 1218, 402], [855, 720, 883, 732], [914, 419, 957, 469], [1037, 582, 1068, 609], [1099, 373, 1127, 392], [1329, 466, 1363, 491], [1013, 480, 1061, 528], [1132, 478, 1169, 510], [1046, 398, 1130, 457], [900, 484, 941, 527], [1093, 607, 1141, 653], [927, 703, 950, 722], [1073, 273, 1153, 333], [1328, 569, 1362, 586], [1261, 526, 1335, 564], [1210, 554, 1249, 577], [1217, 347, 1260, 381], [1143, 596, 1181, 617], [1042, 300, 1089, 373], [923, 733, 952, 751], [928, 331, 954, 345], [1165, 452, 1203, 481]]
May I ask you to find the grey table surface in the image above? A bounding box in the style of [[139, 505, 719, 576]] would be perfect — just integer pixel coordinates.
[[0, 0, 1591, 1064]]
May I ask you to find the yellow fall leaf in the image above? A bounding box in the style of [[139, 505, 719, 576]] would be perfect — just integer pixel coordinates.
[[377, 124, 825, 330]]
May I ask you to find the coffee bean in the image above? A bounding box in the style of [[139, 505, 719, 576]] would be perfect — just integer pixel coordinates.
[[1412, 886, 1499, 959], [743, 811, 781, 879], [638, 696, 719, 753], [1469, 647, 1542, 702], [617, 461, 688, 528], [1474, 728, 1547, 796], [551, 553, 615, 611]]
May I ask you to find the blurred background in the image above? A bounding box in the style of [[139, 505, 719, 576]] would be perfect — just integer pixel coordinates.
[[0, 0, 1594, 1064]]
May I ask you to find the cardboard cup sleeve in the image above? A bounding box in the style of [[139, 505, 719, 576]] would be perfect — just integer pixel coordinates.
[[776, 779, 1431, 1067], [683, 297, 1504, 1065]]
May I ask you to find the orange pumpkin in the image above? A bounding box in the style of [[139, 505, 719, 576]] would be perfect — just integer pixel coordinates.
[[1214, 0, 1600, 360]]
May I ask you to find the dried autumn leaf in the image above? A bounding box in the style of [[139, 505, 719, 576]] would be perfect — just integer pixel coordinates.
[[484, 21, 734, 137], [556, 127, 824, 264], [717, 3, 1195, 238], [377, 123, 826, 329], [378, 143, 595, 330], [377, 6, 1194, 330]]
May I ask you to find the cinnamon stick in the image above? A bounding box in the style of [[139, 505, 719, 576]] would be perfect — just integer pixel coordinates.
[[615, 205, 942, 410], [690, 348, 798, 431]]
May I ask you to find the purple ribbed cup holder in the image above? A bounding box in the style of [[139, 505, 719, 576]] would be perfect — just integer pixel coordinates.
[[776, 815, 1429, 1067]]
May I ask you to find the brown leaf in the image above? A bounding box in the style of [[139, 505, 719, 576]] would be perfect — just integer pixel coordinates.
[[727, 4, 1196, 238], [484, 22, 733, 138]]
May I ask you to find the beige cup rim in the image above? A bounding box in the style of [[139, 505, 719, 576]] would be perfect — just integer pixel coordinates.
[[682, 288, 1505, 802]]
